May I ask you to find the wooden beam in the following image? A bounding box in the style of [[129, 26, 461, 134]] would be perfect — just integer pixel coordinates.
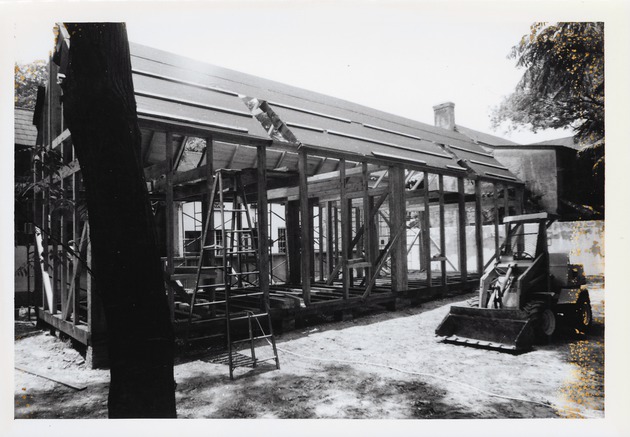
[[354, 206, 362, 279], [340, 160, 350, 299], [504, 185, 510, 217], [438, 175, 447, 292], [318, 203, 325, 282], [72, 169, 81, 325], [268, 180, 389, 202], [307, 163, 379, 184], [458, 177, 467, 282], [298, 149, 311, 304], [257, 144, 270, 309], [423, 171, 432, 286], [325, 201, 334, 277], [388, 166, 408, 292], [309, 199, 316, 281], [362, 226, 405, 298], [361, 162, 373, 281], [475, 180, 484, 276], [50, 129, 71, 150], [286, 201, 301, 285], [493, 183, 500, 256]]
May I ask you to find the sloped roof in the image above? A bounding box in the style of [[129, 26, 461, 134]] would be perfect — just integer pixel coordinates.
[[455, 124, 521, 147], [15, 108, 37, 147], [130, 43, 519, 183], [527, 136, 580, 150]]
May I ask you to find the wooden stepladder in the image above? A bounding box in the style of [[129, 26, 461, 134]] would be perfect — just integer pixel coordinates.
[[186, 169, 279, 379]]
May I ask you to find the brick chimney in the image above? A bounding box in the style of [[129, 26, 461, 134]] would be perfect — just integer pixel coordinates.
[[433, 102, 456, 131]]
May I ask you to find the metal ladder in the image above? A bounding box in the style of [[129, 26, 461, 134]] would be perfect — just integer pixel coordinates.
[[186, 168, 280, 379]]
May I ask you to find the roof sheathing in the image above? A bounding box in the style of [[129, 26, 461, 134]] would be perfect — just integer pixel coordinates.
[[129, 43, 520, 182]]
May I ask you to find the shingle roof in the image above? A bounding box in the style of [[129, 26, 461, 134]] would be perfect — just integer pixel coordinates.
[[14, 108, 37, 147], [130, 43, 519, 183]]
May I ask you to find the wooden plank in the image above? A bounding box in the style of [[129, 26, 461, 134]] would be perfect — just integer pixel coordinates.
[[63, 223, 88, 321], [423, 171, 432, 285], [34, 227, 53, 311], [298, 149, 311, 304], [257, 144, 270, 310], [340, 160, 350, 299], [36, 308, 89, 345], [458, 177, 467, 282], [388, 167, 408, 292], [475, 180, 484, 276], [50, 128, 71, 149], [307, 163, 379, 184], [268, 181, 389, 202], [438, 175, 447, 292]]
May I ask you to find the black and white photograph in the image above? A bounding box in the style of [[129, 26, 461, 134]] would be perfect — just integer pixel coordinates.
[[3, 0, 628, 435]]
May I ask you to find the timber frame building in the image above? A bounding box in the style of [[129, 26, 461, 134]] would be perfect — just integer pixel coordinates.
[[30, 41, 524, 365]]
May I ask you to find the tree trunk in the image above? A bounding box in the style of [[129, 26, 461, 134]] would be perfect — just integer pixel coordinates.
[[60, 23, 176, 418]]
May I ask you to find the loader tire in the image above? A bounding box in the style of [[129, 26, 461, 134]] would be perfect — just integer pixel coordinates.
[[524, 301, 556, 343], [574, 295, 592, 334]]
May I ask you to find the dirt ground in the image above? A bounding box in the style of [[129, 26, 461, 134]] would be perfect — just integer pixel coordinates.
[[13, 284, 604, 420]]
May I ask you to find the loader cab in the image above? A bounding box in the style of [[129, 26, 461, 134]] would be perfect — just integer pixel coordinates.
[[499, 212, 553, 263]]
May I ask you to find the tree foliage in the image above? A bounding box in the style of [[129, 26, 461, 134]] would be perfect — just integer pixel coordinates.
[[493, 22, 604, 216], [15, 60, 47, 109], [492, 22, 604, 144]]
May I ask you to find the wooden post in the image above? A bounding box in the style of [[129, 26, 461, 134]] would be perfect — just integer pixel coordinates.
[[257, 144, 270, 308], [388, 167, 408, 292], [438, 175, 447, 293], [354, 206, 362, 278], [205, 137, 215, 300], [165, 131, 175, 321], [340, 160, 350, 299], [286, 201, 301, 284], [333, 204, 339, 266], [504, 185, 510, 217], [458, 177, 468, 282], [298, 149, 311, 304], [474, 180, 484, 275], [318, 203, 325, 282], [493, 183, 501, 256], [309, 198, 316, 281], [326, 201, 334, 277], [423, 172, 432, 286], [361, 163, 373, 282], [72, 168, 81, 325]]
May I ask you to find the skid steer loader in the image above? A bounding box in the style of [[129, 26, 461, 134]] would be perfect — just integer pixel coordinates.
[[435, 212, 592, 351]]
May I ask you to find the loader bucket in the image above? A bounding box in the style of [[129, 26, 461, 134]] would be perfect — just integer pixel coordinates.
[[435, 305, 535, 351]]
